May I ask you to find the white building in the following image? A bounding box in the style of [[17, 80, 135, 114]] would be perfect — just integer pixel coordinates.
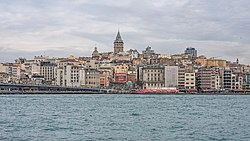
[[56, 64, 85, 87], [165, 66, 178, 87], [184, 73, 196, 90]]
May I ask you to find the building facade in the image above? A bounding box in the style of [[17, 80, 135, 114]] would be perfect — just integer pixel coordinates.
[[165, 66, 178, 87], [197, 67, 220, 92], [85, 68, 100, 87], [141, 65, 165, 89], [184, 73, 196, 91], [56, 64, 85, 87]]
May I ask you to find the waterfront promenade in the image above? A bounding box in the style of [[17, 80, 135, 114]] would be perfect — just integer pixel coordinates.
[[0, 83, 129, 94], [1, 83, 250, 95]]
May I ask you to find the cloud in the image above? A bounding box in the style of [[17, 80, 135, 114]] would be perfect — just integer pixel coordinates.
[[0, 0, 250, 64]]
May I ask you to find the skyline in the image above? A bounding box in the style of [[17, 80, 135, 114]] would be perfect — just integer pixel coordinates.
[[1, 0, 250, 63]]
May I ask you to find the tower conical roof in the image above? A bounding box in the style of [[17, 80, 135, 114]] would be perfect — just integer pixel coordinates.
[[115, 30, 123, 42]]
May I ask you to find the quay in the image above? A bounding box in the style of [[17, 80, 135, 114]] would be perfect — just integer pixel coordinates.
[[1, 83, 250, 95], [0, 83, 129, 94]]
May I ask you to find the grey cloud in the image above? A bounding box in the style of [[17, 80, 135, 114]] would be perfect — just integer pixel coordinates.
[[0, 0, 250, 63]]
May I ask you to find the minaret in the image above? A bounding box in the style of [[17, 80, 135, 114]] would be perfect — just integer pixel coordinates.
[[114, 30, 124, 54], [236, 58, 239, 65]]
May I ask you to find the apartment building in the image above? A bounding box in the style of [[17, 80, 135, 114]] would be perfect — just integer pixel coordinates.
[[141, 65, 165, 89]]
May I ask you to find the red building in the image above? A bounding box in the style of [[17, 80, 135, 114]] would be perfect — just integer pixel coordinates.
[[115, 73, 127, 82]]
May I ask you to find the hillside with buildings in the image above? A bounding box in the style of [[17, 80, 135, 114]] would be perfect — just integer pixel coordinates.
[[1, 31, 250, 93]]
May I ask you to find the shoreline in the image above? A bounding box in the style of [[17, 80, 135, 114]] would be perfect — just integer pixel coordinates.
[[1, 91, 250, 95]]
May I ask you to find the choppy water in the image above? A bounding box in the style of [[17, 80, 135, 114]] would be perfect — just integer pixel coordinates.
[[0, 94, 250, 141]]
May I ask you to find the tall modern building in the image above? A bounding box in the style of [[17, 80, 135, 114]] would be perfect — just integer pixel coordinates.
[[185, 47, 197, 58], [114, 30, 124, 54]]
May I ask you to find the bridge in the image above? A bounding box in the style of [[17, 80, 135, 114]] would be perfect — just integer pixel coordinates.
[[0, 83, 127, 94]]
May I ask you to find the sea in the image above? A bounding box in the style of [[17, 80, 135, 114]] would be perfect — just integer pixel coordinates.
[[0, 94, 250, 141]]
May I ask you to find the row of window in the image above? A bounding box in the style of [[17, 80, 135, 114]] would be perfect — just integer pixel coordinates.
[[185, 78, 195, 81], [147, 74, 161, 77], [145, 70, 163, 73], [86, 76, 96, 79], [86, 72, 98, 74], [185, 82, 195, 85], [144, 83, 163, 87], [87, 82, 96, 84], [185, 74, 195, 76], [146, 78, 162, 81], [71, 80, 79, 83]]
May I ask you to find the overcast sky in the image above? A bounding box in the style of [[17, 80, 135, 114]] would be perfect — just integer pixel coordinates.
[[0, 0, 250, 64]]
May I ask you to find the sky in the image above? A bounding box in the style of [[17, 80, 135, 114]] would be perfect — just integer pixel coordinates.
[[0, 0, 250, 64]]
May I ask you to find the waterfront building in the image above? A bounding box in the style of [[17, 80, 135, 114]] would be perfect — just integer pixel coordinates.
[[234, 73, 243, 90], [223, 68, 233, 90], [164, 66, 178, 87], [98, 63, 113, 87], [56, 63, 85, 87], [85, 68, 100, 87], [184, 73, 196, 91], [141, 65, 165, 89], [100, 70, 110, 87], [244, 73, 250, 89], [196, 67, 220, 92], [127, 73, 136, 84], [113, 64, 129, 82], [127, 66, 137, 85], [40, 61, 56, 85], [178, 65, 186, 92]]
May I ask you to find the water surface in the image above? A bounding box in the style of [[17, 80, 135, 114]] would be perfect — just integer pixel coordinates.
[[0, 94, 250, 141]]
